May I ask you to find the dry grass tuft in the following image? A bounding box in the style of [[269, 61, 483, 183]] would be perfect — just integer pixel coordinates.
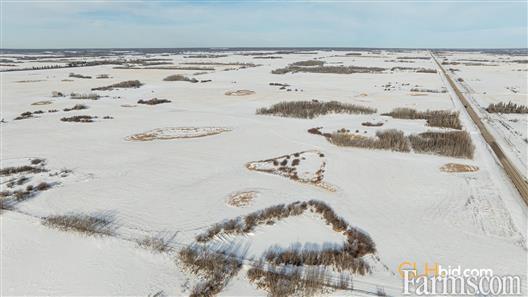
[[70, 93, 100, 100], [137, 236, 172, 253], [226, 191, 257, 207], [31, 100, 52, 106], [409, 131, 474, 159], [486, 101, 528, 114], [257, 100, 376, 119], [383, 108, 462, 129], [42, 213, 114, 236]]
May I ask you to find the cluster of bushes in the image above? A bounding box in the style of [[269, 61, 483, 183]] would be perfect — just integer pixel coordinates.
[[92, 80, 142, 91], [409, 131, 474, 159], [257, 100, 376, 119], [328, 129, 411, 152], [382, 108, 462, 129], [416, 68, 437, 73], [137, 98, 171, 105], [247, 265, 328, 297], [183, 54, 228, 58], [42, 213, 114, 236], [313, 128, 475, 158], [69, 73, 91, 79], [195, 200, 375, 257], [291, 60, 325, 67], [361, 122, 384, 127], [63, 104, 88, 112], [486, 101, 528, 114], [60, 115, 95, 123], [163, 74, 198, 83], [264, 247, 370, 275], [14, 111, 35, 120], [272, 65, 386, 75], [410, 87, 447, 93], [179, 246, 242, 297], [2, 181, 52, 204], [1, 164, 46, 176]]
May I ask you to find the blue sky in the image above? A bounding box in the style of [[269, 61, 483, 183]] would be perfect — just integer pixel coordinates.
[[2, 1, 527, 49]]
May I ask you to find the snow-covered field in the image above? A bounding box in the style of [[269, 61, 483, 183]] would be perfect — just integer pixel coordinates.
[[1, 49, 527, 296]]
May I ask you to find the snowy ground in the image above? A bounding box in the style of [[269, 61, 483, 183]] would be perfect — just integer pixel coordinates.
[[1, 49, 527, 296]]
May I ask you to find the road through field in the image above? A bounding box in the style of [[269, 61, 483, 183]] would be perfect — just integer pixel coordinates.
[[431, 53, 528, 206]]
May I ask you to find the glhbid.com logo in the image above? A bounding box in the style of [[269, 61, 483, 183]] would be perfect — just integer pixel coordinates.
[[398, 262, 522, 295]]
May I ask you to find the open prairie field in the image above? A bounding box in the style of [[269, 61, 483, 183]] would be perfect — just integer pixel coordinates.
[[1, 48, 527, 296]]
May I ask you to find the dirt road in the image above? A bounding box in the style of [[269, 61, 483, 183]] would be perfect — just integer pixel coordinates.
[[431, 54, 528, 206]]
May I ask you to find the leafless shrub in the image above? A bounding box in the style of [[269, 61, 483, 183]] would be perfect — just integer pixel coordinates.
[[291, 60, 325, 67], [486, 101, 528, 114], [137, 236, 171, 253], [328, 129, 410, 152], [92, 80, 142, 91], [264, 247, 371, 274], [163, 74, 198, 83], [409, 131, 474, 159], [247, 265, 327, 297], [361, 122, 384, 127], [272, 65, 386, 74], [179, 245, 242, 297], [60, 115, 95, 123], [42, 213, 114, 236], [63, 104, 88, 112], [35, 181, 51, 191], [383, 108, 462, 129], [137, 98, 172, 105], [257, 100, 376, 119], [69, 73, 91, 79]]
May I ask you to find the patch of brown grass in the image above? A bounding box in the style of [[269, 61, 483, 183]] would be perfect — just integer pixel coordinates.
[[226, 191, 257, 207], [225, 89, 255, 96], [42, 213, 114, 236], [440, 163, 479, 173]]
